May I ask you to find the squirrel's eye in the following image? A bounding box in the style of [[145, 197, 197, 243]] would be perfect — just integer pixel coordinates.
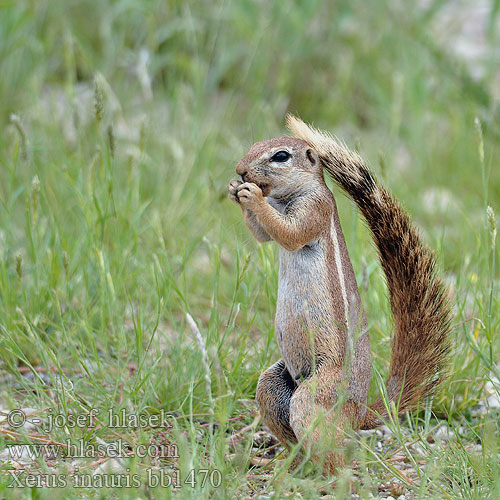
[[270, 151, 291, 163]]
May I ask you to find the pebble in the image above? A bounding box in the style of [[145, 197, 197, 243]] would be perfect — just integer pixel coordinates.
[[379, 425, 393, 436], [93, 458, 127, 475], [433, 424, 452, 442]]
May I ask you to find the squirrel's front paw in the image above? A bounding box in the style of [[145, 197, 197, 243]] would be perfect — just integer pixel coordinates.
[[227, 179, 243, 204], [236, 182, 264, 210]]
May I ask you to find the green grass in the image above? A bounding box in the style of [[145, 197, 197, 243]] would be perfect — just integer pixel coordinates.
[[0, 0, 499, 498]]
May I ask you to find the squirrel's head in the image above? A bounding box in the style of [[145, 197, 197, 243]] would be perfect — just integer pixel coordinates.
[[235, 136, 322, 199]]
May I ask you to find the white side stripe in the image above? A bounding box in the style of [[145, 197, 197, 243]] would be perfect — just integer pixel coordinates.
[[330, 217, 349, 326]]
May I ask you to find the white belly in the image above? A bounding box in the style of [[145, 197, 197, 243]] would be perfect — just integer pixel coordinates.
[[275, 239, 339, 379]]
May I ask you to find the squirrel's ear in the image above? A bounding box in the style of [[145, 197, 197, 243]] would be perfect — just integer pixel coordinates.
[[306, 148, 319, 169]]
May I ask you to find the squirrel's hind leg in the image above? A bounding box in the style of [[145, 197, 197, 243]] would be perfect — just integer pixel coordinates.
[[289, 364, 361, 474], [256, 360, 298, 446]]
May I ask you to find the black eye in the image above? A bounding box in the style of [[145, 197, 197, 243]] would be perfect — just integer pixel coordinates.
[[270, 151, 291, 163]]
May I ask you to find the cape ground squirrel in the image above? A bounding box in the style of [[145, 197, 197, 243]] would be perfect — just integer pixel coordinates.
[[227, 115, 451, 474]]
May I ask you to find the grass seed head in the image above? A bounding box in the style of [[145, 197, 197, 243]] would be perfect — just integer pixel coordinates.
[[475, 117, 484, 165], [9, 113, 28, 160], [107, 123, 115, 158], [94, 75, 104, 123], [15, 253, 22, 280], [487, 205, 497, 249], [31, 175, 40, 222]]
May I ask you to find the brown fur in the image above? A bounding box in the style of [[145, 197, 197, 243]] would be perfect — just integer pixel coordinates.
[[286, 115, 452, 429], [227, 117, 451, 474]]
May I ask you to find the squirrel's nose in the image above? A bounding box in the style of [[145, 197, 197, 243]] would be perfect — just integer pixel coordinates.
[[235, 161, 246, 175], [236, 163, 248, 182]]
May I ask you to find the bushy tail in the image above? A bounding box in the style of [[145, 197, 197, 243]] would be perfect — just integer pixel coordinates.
[[287, 115, 452, 429]]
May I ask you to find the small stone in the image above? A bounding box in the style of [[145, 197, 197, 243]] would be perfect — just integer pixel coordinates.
[[434, 424, 451, 442], [379, 425, 392, 436], [358, 429, 376, 437], [93, 458, 126, 475], [487, 394, 500, 409]]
